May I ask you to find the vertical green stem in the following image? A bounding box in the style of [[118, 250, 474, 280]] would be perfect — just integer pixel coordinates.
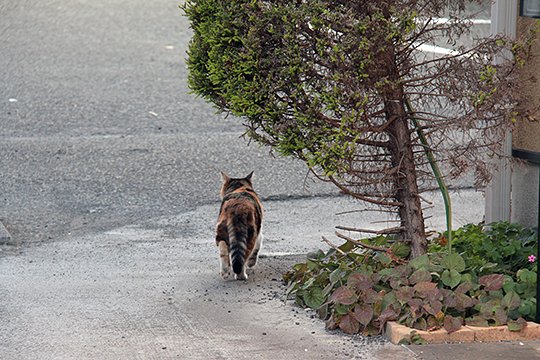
[[404, 97, 453, 253]]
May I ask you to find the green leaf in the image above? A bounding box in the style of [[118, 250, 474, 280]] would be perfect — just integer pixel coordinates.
[[518, 299, 533, 317], [301, 277, 316, 290], [502, 290, 521, 311], [330, 286, 357, 305], [303, 286, 325, 309], [295, 291, 305, 307], [409, 333, 427, 345], [338, 240, 355, 253], [378, 268, 397, 279], [280, 220, 539, 336], [465, 316, 489, 327], [476, 302, 495, 317], [441, 269, 461, 289], [382, 291, 398, 310], [335, 303, 351, 315], [517, 269, 537, 285], [306, 260, 319, 272], [329, 268, 344, 285], [377, 252, 392, 266], [507, 321, 522, 332], [442, 253, 466, 273], [409, 254, 430, 270], [307, 249, 325, 260], [502, 276, 515, 293], [479, 262, 498, 273], [460, 273, 474, 284], [398, 338, 411, 345], [507, 318, 527, 332], [390, 242, 410, 258]]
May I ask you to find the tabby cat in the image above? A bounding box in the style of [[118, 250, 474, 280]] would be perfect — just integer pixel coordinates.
[[215, 171, 263, 280]]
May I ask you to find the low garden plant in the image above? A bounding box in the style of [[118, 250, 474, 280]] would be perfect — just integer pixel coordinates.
[[284, 222, 537, 338]]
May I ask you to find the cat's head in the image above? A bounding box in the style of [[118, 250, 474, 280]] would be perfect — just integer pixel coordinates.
[[220, 171, 254, 198]]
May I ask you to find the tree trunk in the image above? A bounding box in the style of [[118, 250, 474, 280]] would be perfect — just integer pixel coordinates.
[[378, 38, 427, 258], [380, 64, 426, 257], [386, 103, 427, 258], [389, 114, 427, 258]]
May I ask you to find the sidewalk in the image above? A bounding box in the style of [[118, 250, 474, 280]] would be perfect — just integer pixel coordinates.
[[377, 340, 540, 359], [1, 188, 539, 359]]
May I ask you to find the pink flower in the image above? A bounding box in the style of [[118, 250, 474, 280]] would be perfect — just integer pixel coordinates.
[[528, 254, 537, 263]]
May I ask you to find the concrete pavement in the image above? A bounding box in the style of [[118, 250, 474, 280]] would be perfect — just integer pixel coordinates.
[[5, 188, 538, 359]]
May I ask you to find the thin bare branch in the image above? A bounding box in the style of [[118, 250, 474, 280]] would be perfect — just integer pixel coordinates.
[[321, 236, 362, 265], [335, 225, 405, 235], [335, 231, 389, 252]]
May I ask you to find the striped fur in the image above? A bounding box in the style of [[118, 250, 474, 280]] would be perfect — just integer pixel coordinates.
[[215, 171, 263, 280]]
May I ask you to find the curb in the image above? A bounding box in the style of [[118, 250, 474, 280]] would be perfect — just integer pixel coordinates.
[[386, 321, 540, 344]]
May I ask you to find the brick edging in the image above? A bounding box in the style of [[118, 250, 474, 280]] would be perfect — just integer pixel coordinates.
[[385, 321, 540, 344]]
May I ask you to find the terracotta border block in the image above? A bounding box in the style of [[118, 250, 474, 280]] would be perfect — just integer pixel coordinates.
[[468, 322, 540, 342], [386, 321, 475, 344], [385, 321, 540, 344]]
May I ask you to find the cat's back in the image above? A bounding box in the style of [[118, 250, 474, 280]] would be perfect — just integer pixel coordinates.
[[220, 187, 263, 221]]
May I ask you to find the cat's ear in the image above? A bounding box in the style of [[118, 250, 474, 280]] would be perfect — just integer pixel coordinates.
[[246, 171, 254, 181], [220, 171, 230, 183]]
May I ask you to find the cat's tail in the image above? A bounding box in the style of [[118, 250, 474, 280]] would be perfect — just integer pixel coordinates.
[[227, 213, 248, 276]]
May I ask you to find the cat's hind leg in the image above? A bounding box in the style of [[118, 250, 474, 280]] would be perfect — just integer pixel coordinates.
[[218, 241, 231, 280], [247, 231, 263, 269]]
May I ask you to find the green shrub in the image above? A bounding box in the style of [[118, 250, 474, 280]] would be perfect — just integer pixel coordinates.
[[284, 222, 537, 336], [431, 222, 537, 275]]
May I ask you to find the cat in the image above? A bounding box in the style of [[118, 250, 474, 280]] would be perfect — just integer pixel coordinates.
[[215, 171, 263, 280]]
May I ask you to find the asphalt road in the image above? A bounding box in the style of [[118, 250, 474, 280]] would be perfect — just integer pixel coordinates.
[[0, 0, 338, 248], [0, 0, 492, 246]]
